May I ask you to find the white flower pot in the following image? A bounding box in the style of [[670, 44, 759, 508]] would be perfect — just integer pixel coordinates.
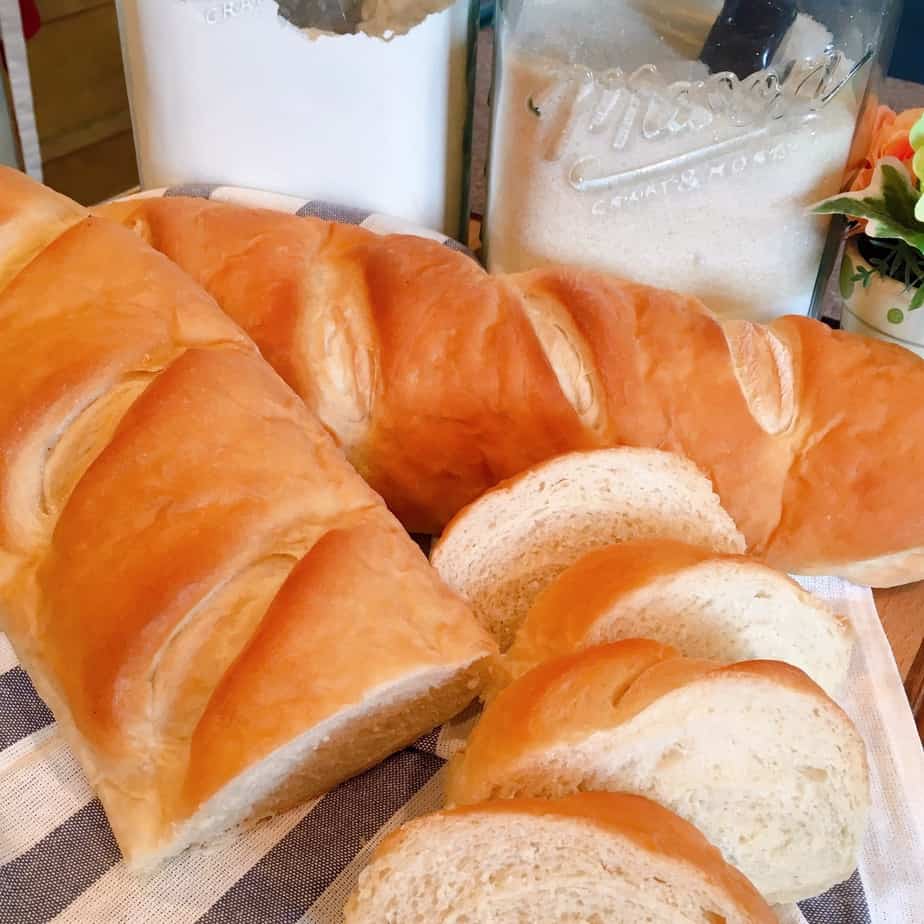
[[839, 240, 924, 357]]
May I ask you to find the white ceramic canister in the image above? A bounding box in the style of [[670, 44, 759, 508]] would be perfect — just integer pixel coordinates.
[[114, 0, 478, 238]]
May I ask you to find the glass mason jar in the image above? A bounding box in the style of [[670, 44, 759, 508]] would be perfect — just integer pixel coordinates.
[[484, 0, 901, 321], [114, 0, 479, 239]]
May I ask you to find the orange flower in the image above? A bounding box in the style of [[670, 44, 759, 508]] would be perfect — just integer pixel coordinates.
[[850, 105, 924, 192], [846, 102, 892, 182]]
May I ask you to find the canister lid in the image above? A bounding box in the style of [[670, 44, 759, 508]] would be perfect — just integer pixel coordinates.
[[700, 0, 798, 78]]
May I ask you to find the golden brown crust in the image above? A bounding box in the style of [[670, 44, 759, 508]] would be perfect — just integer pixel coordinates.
[[445, 640, 679, 804], [514, 269, 794, 549], [609, 657, 722, 725], [99, 198, 599, 531], [0, 166, 87, 291], [506, 539, 718, 668], [506, 538, 847, 672], [762, 316, 924, 573], [98, 194, 924, 585], [0, 217, 246, 563], [182, 510, 489, 816], [447, 644, 854, 808], [367, 793, 776, 923], [38, 347, 371, 757], [0, 169, 495, 865]]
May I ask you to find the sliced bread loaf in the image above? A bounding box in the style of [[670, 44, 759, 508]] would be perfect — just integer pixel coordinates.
[[503, 539, 852, 696], [344, 792, 776, 924], [430, 449, 745, 649], [446, 642, 870, 904]]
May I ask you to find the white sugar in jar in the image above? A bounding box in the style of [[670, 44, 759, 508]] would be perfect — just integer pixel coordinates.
[[484, 0, 895, 322], [115, 0, 477, 238]]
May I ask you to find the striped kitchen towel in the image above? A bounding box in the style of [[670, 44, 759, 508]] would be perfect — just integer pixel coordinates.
[[2, 191, 923, 922], [110, 184, 476, 256]]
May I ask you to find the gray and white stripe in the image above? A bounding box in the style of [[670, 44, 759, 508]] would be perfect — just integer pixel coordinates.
[[0, 646, 876, 924], [128, 184, 476, 258], [0, 668, 52, 751]]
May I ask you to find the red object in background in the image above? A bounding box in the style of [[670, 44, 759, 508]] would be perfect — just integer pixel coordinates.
[[19, 0, 41, 40], [1, 0, 41, 70]]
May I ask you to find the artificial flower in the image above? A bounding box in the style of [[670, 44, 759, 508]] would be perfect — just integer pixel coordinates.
[[846, 102, 893, 185], [912, 113, 924, 222], [850, 106, 924, 193], [818, 111, 924, 310]]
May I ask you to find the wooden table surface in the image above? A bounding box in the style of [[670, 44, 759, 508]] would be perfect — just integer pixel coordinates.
[[874, 585, 924, 739]]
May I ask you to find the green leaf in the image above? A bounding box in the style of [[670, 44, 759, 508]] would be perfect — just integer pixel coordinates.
[[914, 147, 924, 184], [911, 113, 924, 152], [813, 158, 924, 253], [911, 286, 924, 311], [839, 253, 855, 299], [888, 307, 905, 324]]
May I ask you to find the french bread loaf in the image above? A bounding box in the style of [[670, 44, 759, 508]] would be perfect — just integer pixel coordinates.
[[99, 195, 924, 586], [429, 448, 745, 649], [503, 538, 852, 695], [344, 792, 777, 924], [445, 642, 870, 904], [0, 167, 495, 868]]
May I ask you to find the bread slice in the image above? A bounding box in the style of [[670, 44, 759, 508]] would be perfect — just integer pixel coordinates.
[[430, 449, 745, 649], [503, 539, 852, 696], [446, 643, 870, 904], [344, 792, 776, 924]]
